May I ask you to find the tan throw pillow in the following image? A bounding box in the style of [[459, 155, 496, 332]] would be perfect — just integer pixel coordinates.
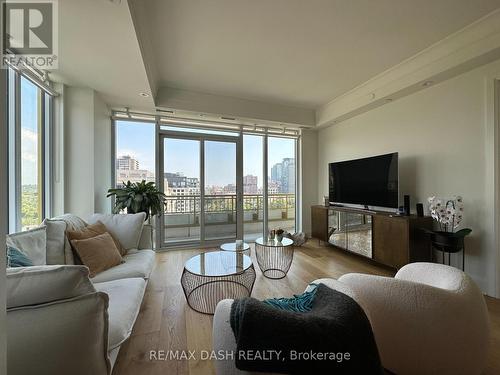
[[67, 221, 125, 256], [70, 233, 123, 277]]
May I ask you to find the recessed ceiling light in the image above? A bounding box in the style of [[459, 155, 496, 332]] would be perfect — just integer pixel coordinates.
[[422, 81, 433, 87], [139, 92, 150, 97]]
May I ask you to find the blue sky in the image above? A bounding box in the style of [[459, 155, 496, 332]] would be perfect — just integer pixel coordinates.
[[21, 77, 39, 186], [116, 121, 295, 187]]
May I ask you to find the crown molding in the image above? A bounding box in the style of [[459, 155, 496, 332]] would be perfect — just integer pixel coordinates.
[[316, 9, 500, 128]]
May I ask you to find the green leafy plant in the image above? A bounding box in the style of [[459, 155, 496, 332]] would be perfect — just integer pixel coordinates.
[[107, 180, 166, 220]]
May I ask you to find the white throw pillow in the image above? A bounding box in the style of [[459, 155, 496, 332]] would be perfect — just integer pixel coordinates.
[[42, 219, 67, 265], [6, 226, 47, 266], [6, 265, 96, 309], [87, 213, 146, 250]]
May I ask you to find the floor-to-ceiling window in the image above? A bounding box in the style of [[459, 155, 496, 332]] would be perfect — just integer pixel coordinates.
[[243, 134, 264, 241], [267, 136, 296, 234], [8, 68, 54, 232], [114, 120, 156, 188], [113, 113, 299, 249]]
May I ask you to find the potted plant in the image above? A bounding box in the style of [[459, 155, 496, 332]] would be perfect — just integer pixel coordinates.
[[276, 228, 284, 242], [424, 196, 471, 268], [107, 180, 166, 221]]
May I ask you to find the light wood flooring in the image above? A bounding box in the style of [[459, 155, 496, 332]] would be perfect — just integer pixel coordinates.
[[112, 240, 500, 375]]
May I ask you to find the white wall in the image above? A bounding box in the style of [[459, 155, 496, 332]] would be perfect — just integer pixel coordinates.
[[93, 94, 112, 214], [63, 87, 111, 218], [64, 87, 95, 217], [300, 129, 318, 236], [317, 59, 500, 296]]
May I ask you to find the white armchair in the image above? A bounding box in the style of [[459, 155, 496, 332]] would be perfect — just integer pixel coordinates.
[[212, 263, 490, 375], [336, 262, 490, 375]]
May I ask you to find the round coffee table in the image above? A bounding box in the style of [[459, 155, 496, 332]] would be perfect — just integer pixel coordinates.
[[255, 237, 294, 279], [181, 251, 256, 314], [220, 241, 251, 256]]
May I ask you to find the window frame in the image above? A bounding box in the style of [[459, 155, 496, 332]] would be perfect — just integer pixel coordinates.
[[112, 113, 301, 248], [7, 67, 54, 233]]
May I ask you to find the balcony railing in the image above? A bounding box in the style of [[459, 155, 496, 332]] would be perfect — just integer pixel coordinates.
[[163, 194, 295, 242]]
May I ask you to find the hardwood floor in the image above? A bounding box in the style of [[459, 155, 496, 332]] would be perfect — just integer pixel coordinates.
[[112, 240, 500, 375]]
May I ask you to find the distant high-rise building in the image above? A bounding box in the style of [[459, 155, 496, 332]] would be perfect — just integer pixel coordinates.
[[116, 169, 155, 187], [164, 172, 200, 213], [270, 158, 295, 193], [271, 163, 282, 183], [243, 175, 258, 194], [165, 172, 199, 189], [117, 155, 139, 170]]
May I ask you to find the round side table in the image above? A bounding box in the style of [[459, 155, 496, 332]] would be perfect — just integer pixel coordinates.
[[255, 237, 294, 279], [180, 251, 256, 314], [220, 241, 251, 256]]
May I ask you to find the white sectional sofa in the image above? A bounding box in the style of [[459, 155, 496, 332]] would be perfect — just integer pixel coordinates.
[[6, 213, 156, 375]]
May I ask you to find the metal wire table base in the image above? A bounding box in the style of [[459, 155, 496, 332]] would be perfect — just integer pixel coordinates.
[[181, 265, 256, 314], [255, 242, 294, 279]]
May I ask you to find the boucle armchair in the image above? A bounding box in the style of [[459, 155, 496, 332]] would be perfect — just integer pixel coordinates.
[[334, 262, 490, 375], [213, 263, 490, 375]]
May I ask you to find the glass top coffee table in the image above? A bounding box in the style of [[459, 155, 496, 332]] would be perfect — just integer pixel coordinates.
[[181, 251, 256, 314], [255, 237, 294, 279], [220, 241, 251, 256]]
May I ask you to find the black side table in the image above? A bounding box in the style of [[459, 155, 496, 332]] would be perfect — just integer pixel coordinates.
[[255, 237, 294, 279]]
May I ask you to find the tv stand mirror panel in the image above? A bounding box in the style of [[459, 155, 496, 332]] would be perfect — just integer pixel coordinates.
[[328, 209, 372, 258]]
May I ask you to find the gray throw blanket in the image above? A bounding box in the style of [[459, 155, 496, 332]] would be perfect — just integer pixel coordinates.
[[230, 283, 383, 374]]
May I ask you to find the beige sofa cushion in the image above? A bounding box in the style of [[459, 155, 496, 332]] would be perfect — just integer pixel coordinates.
[[71, 233, 123, 278], [6, 226, 47, 266], [67, 221, 125, 256], [91, 249, 155, 283], [94, 277, 146, 350], [88, 213, 146, 250], [6, 265, 95, 309]]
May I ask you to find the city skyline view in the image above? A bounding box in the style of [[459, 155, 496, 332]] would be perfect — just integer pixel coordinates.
[[115, 120, 296, 192]]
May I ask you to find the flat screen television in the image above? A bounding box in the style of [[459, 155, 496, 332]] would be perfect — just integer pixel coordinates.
[[329, 152, 399, 209]]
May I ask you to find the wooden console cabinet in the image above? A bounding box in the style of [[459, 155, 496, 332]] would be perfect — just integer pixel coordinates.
[[311, 205, 433, 269]]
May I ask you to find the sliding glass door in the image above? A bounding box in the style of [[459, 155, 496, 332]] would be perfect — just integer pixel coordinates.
[[163, 137, 201, 243], [160, 133, 240, 247], [113, 119, 299, 249], [204, 140, 237, 240]]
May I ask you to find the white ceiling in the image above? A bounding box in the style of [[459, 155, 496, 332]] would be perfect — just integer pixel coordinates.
[[52, 0, 500, 121], [141, 0, 500, 108], [51, 0, 154, 109]]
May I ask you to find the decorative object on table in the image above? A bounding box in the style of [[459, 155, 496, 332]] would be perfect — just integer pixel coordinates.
[[425, 195, 471, 270], [284, 231, 306, 246], [107, 180, 166, 221], [275, 228, 284, 242], [181, 251, 256, 314], [255, 236, 294, 279], [416, 203, 424, 217], [268, 229, 276, 240], [323, 195, 329, 206], [404, 194, 411, 215], [397, 206, 405, 215]]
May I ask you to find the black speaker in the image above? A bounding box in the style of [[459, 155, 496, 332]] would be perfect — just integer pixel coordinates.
[[404, 195, 410, 216], [416, 203, 424, 217]]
